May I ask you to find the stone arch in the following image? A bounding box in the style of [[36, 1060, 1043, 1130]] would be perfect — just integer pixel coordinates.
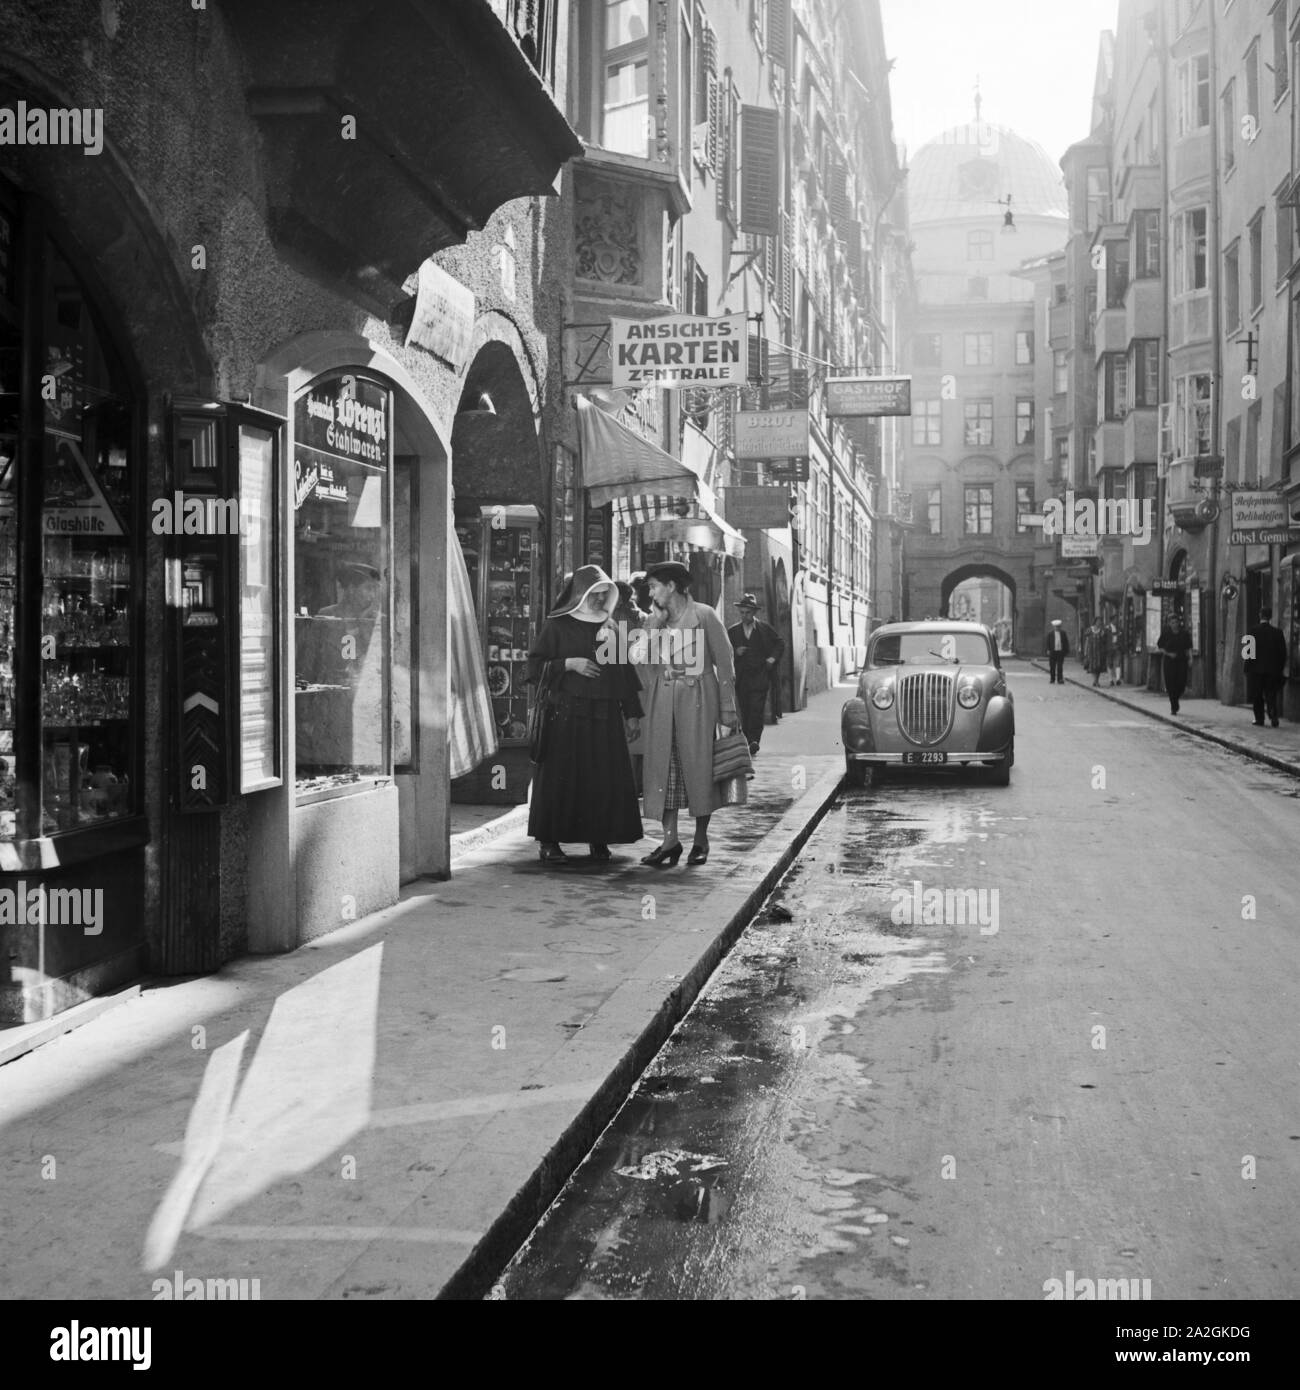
[[941, 561, 1019, 649], [0, 54, 213, 396]]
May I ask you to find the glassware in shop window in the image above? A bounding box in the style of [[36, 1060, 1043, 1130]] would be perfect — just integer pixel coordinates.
[[480, 514, 538, 743]]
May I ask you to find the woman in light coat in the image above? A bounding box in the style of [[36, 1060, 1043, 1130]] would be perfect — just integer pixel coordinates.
[[637, 561, 739, 867]]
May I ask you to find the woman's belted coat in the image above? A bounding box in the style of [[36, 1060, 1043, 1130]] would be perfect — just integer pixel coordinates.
[[638, 598, 739, 820]]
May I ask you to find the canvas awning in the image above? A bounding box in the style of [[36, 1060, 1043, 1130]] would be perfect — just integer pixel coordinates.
[[577, 396, 743, 557]]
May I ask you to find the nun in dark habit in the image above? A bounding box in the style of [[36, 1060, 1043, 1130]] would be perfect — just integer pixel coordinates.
[[525, 565, 644, 866]]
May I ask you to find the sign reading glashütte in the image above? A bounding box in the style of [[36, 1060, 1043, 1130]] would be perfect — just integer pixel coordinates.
[[611, 313, 746, 388]]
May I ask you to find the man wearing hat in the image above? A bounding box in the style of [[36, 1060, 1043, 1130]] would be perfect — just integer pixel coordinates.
[[728, 593, 785, 755], [1045, 618, 1070, 685], [1243, 606, 1288, 727]]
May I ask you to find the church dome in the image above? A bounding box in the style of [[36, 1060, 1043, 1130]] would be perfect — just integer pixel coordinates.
[[907, 121, 1067, 224]]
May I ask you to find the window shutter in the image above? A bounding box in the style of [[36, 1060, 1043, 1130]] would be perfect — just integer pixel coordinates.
[[790, 366, 809, 405], [828, 159, 851, 231], [748, 331, 768, 390], [767, 0, 790, 67], [767, 350, 791, 407], [740, 105, 781, 236], [844, 218, 863, 294], [705, 23, 719, 169], [779, 210, 794, 316]]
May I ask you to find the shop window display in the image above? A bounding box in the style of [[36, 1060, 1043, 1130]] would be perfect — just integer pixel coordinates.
[[293, 374, 392, 794], [0, 194, 140, 843]]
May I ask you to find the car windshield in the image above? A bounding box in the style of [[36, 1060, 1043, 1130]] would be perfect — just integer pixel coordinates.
[[869, 631, 994, 667]]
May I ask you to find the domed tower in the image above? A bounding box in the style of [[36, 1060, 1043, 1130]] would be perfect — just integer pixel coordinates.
[[901, 112, 1068, 648]]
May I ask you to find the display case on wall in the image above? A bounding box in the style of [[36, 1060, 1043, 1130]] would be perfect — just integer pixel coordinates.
[[452, 503, 540, 805]]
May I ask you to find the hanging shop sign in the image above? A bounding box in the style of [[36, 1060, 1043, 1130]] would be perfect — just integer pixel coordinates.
[[766, 456, 810, 482], [1060, 534, 1099, 559], [1229, 490, 1300, 546], [610, 313, 745, 389], [824, 375, 912, 418], [734, 409, 809, 460], [296, 374, 389, 474], [405, 259, 475, 369], [725, 485, 793, 529]]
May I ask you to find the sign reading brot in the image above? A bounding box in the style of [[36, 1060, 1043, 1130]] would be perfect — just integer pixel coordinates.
[[611, 314, 745, 388]]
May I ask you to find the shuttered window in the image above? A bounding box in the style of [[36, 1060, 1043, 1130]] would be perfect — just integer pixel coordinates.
[[740, 105, 781, 236]]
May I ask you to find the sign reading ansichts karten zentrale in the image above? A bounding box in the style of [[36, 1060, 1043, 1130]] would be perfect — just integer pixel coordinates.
[[610, 314, 745, 388]]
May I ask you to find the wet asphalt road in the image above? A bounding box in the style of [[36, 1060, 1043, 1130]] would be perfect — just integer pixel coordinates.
[[495, 661, 1300, 1300]]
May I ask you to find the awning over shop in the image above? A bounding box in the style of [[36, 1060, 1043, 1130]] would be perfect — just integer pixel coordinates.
[[578, 396, 710, 508], [577, 396, 743, 557]]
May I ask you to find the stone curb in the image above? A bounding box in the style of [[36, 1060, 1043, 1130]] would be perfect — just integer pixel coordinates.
[[0, 984, 142, 1069], [1029, 659, 1300, 780], [448, 803, 532, 865], [436, 761, 847, 1300]]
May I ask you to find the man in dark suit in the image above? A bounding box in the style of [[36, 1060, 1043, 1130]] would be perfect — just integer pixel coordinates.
[[1045, 619, 1070, 684], [1244, 606, 1288, 727], [729, 593, 785, 755]]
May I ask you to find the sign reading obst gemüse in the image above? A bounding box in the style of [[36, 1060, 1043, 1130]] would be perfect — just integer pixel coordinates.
[[610, 313, 746, 388], [1229, 490, 1300, 546], [824, 375, 912, 418]]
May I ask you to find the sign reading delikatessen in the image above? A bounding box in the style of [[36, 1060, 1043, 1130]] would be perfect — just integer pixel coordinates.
[[825, 375, 912, 418], [1229, 490, 1300, 546], [611, 313, 745, 388], [734, 409, 809, 460]]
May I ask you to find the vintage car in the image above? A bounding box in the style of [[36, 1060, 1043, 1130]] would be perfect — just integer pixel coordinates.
[[841, 621, 1014, 787]]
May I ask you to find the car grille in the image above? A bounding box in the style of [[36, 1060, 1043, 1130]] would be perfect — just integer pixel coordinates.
[[897, 671, 955, 745]]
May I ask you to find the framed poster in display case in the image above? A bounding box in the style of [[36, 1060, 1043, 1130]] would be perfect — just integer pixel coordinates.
[[479, 504, 540, 747], [237, 415, 280, 792]]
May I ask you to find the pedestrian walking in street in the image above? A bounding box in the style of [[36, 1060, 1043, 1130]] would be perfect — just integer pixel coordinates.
[[1106, 615, 1122, 685], [1083, 615, 1106, 687], [728, 593, 784, 755], [525, 565, 643, 866], [1244, 606, 1288, 728], [1045, 619, 1069, 684], [1156, 611, 1193, 715], [638, 561, 740, 868]]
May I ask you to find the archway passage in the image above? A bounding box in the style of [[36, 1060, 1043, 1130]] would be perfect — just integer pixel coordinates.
[[940, 564, 1017, 654]]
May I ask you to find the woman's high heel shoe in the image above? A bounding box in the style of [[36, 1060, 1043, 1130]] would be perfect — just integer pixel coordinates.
[[538, 843, 570, 866], [687, 841, 709, 866], [641, 841, 683, 867]]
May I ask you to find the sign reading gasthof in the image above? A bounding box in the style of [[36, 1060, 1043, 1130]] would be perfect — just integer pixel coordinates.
[[611, 313, 746, 388], [734, 409, 809, 460], [1229, 490, 1300, 545], [825, 375, 912, 418]]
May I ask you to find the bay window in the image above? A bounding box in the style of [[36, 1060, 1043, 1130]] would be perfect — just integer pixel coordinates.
[[1174, 373, 1213, 458], [1171, 207, 1208, 294], [1176, 54, 1210, 136]]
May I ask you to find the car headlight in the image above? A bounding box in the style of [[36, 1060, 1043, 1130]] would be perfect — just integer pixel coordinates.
[[957, 680, 981, 709], [870, 681, 894, 709]]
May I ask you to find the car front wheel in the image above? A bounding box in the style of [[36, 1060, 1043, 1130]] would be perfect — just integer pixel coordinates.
[[986, 740, 1013, 786]]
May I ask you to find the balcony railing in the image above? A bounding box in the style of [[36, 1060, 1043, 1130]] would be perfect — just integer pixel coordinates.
[[491, 0, 560, 88]]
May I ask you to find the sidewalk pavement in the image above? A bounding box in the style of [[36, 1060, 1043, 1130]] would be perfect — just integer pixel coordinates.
[[0, 682, 854, 1302], [1031, 658, 1300, 778]]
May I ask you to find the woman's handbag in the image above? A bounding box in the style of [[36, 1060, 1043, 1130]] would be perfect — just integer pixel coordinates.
[[528, 663, 558, 765], [712, 729, 753, 781]]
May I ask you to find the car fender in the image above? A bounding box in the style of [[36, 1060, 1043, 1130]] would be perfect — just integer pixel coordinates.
[[841, 697, 875, 752], [978, 694, 1014, 750]]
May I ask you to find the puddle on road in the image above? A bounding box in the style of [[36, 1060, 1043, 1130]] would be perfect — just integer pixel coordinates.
[[496, 787, 983, 1300]]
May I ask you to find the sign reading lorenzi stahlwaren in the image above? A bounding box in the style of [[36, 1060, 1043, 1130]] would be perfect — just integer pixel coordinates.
[[295, 374, 390, 507], [1229, 490, 1300, 545], [825, 375, 912, 418], [611, 313, 745, 388]]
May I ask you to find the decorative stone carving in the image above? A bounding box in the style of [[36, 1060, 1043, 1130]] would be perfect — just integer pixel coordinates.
[[575, 178, 642, 286]]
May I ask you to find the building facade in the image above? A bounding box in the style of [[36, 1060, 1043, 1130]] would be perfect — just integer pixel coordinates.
[[0, 0, 580, 1022], [900, 117, 1069, 653], [1056, 0, 1300, 712], [556, 0, 909, 708]]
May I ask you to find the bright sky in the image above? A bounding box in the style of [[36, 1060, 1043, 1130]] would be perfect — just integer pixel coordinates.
[[878, 0, 1120, 166]]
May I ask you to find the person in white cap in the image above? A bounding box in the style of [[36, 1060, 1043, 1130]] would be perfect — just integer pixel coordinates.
[[525, 565, 643, 866], [1045, 619, 1070, 684]]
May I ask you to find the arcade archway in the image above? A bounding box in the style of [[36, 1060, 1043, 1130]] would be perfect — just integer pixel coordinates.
[[940, 563, 1018, 654]]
